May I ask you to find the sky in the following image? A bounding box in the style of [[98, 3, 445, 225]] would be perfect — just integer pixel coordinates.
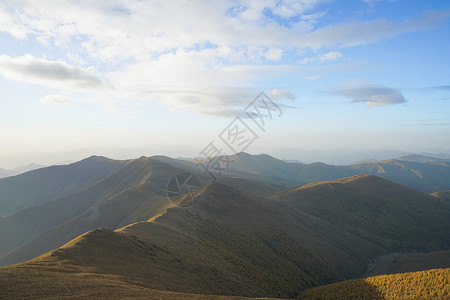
[[0, 0, 449, 168]]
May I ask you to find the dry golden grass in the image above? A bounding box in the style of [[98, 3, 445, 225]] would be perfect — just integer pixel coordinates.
[[0, 264, 283, 299], [299, 268, 450, 299]]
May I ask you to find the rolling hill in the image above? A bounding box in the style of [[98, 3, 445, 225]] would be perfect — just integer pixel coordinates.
[[0, 156, 128, 217], [187, 152, 450, 193], [269, 174, 450, 251], [351, 159, 450, 193], [1, 153, 450, 298], [0, 155, 284, 266], [0, 163, 45, 180], [0, 156, 181, 266], [1, 173, 449, 298], [1, 183, 340, 298], [398, 153, 450, 163]]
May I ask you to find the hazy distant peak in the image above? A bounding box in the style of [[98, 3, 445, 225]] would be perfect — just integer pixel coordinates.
[[78, 155, 113, 163]]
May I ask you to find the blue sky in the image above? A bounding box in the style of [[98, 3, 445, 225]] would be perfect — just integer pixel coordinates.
[[0, 0, 449, 168]]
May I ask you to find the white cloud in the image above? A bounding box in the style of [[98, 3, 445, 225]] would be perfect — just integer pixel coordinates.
[[319, 51, 342, 61], [302, 51, 343, 64], [40, 94, 73, 105], [265, 48, 284, 61], [0, 54, 105, 91], [1, 1, 446, 62], [270, 88, 296, 101], [0, 1, 448, 116], [335, 85, 406, 106], [303, 75, 320, 80]]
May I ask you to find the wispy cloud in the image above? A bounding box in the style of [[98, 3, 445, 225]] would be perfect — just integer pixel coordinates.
[[40, 94, 74, 105], [0, 54, 106, 91], [303, 75, 320, 80], [297, 10, 450, 49], [270, 89, 296, 101], [302, 51, 343, 64], [334, 85, 406, 106], [433, 85, 450, 90], [402, 122, 450, 126], [0, 2, 448, 116]]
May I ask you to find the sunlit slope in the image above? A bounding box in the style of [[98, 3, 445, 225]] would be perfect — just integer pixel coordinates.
[[299, 268, 450, 300]]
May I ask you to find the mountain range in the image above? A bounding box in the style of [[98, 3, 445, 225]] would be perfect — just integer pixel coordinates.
[[0, 163, 44, 179], [0, 153, 449, 299]]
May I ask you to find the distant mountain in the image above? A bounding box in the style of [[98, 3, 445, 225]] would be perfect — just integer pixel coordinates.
[[0, 156, 128, 217], [299, 268, 450, 299], [199, 153, 450, 193], [271, 148, 410, 165], [351, 159, 450, 193], [0, 163, 45, 179], [398, 154, 450, 163], [0, 169, 11, 179], [1, 153, 449, 264], [420, 152, 450, 160]]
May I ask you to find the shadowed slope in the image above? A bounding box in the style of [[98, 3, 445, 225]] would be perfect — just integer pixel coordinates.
[[270, 174, 450, 251], [0, 183, 341, 298], [0, 156, 128, 217], [1, 175, 449, 298], [351, 159, 450, 192]]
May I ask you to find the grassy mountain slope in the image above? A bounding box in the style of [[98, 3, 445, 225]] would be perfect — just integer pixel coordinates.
[[270, 174, 450, 251], [386, 250, 450, 274], [153, 155, 281, 194], [398, 154, 450, 163], [0, 260, 280, 300], [216, 176, 280, 194], [351, 159, 450, 193], [186, 153, 450, 193], [293, 162, 359, 183], [0, 156, 128, 217], [0, 182, 341, 298], [432, 190, 450, 202], [0, 176, 449, 298], [0, 156, 181, 266], [299, 268, 450, 299]]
